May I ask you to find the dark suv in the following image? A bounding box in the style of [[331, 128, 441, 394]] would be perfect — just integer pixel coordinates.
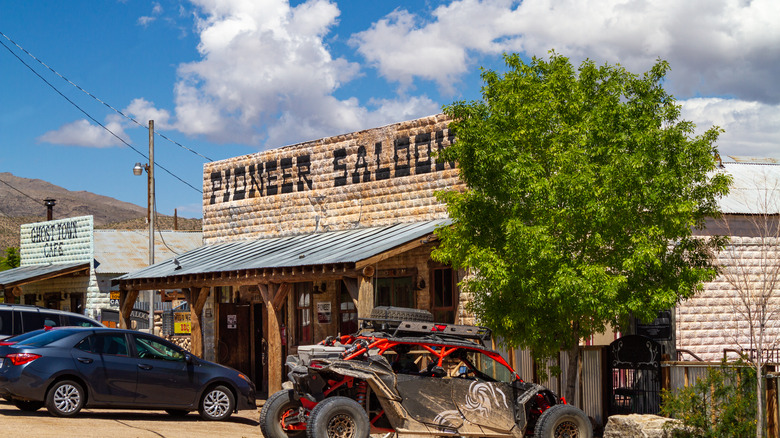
[[260, 307, 592, 438], [0, 304, 102, 340]]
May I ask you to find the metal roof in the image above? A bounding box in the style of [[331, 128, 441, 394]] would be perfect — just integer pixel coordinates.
[[717, 162, 780, 214], [93, 230, 203, 274], [116, 219, 450, 283], [0, 262, 90, 290]]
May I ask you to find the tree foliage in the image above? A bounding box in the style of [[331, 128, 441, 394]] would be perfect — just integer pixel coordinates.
[[0, 247, 20, 271], [433, 52, 731, 363], [660, 362, 757, 438]]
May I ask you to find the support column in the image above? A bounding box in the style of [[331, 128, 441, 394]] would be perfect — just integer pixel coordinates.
[[357, 266, 375, 319], [119, 290, 139, 329], [186, 287, 210, 358], [259, 282, 290, 395]]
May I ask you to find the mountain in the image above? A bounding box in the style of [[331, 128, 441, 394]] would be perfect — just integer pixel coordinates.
[[0, 172, 201, 251]]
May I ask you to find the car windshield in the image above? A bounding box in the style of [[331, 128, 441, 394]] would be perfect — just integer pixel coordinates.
[[15, 329, 81, 347]]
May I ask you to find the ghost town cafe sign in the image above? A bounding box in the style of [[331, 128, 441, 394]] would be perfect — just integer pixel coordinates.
[[208, 129, 456, 204], [28, 220, 80, 258]]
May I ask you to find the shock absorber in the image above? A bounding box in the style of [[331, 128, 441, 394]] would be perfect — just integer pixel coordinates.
[[355, 380, 368, 407]]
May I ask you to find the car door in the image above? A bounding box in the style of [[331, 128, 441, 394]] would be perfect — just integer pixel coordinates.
[[72, 332, 138, 405], [131, 334, 198, 407]]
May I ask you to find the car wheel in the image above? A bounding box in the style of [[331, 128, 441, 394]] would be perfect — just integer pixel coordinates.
[[533, 404, 592, 438], [306, 396, 369, 438], [12, 400, 44, 412], [260, 390, 307, 438], [165, 409, 190, 417], [45, 380, 85, 417], [198, 385, 235, 421]]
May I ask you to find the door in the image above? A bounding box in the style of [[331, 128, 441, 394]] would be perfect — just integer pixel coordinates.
[[608, 335, 662, 415], [131, 333, 198, 407], [72, 333, 138, 404], [218, 303, 251, 376]]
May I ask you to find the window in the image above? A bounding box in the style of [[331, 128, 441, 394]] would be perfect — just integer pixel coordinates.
[[296, 283, 313, 345], [21, 311, 59, 332], [217, 286, 233, 303], [133, 335, 184, 361], [0, 309, 12, 336], [339, 285, 358, 336], [375, 275, 415, 308], [432, 268, 457, 323], [80, 333, 129, 356]]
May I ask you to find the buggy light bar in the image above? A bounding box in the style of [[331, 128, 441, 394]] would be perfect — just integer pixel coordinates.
[[392, 321, 492, 341]]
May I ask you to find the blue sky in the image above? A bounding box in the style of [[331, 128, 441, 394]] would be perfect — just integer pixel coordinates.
[[2, 0, 779, 219]]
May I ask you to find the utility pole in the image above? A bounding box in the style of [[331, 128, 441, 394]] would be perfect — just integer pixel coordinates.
[[148, 120, 155, 333]]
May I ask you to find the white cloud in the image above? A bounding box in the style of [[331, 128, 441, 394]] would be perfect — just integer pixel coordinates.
[[170, 0, 440, 148], [681, 98, 780, 160], [138, 2, 163, 27], [37, 116, 129, 148], [125, 98, 173, 130], [352, 0, 780, 103]]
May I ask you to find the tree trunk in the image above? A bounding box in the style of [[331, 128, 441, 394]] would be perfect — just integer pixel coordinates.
[[757, 362, 765, 438], [564, 343, 580, 404]]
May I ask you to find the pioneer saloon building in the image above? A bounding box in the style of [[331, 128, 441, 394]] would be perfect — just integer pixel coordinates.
[[115, 114, 466, 394]]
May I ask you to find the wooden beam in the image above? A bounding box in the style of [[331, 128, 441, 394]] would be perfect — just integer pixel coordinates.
[[116, 267, 358, 292], [342, 277, 360, 311], [188, 287, 210, 358], [118, 290, 139, 329], [354, 235, 434, 270], [259, 282, 290, 396], [357, 275, 374, 319]]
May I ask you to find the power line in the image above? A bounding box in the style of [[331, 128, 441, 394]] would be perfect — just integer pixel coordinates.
[[0, 32, 203, 194], [0, 30, 213, 163], [0, 177, 45, 205]]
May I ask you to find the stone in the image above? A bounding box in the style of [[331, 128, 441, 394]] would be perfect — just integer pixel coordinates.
[[603, 414, 684, 438]]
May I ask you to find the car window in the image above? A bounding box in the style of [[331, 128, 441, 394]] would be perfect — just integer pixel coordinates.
[[16, 329, 76, 347], [21, 311, 57, 332], [464, 350, 515, 383], [0, 309, 12, 336], [80, 333, 129, 356], [133, 335, 185, 361], [65, 315, 101, 327]]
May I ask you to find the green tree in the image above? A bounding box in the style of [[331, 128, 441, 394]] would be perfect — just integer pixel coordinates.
[[433, 52, 731, 402], [0, 247, 20, 271]]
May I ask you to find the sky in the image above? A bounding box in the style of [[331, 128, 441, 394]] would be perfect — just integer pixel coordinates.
[[1, 0, 779, 219]]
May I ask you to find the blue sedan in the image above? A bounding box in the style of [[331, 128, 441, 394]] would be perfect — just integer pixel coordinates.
[[0, 327, 255, 420]]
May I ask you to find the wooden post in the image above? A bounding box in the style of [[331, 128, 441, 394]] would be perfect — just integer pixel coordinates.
[[768, 367, 778, 438], [187, 287, 210, 358], [260, 282, 289, 395], [357, 266, 374, 319], [119, 290, 139, 329]]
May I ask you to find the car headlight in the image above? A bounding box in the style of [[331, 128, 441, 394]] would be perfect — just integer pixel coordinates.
[[238, 373, 251, 383]]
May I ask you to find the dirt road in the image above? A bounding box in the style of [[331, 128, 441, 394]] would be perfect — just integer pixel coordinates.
[[0, 398, 261, 438]]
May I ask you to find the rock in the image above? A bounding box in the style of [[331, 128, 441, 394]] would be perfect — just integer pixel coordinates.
[[603, 414, 684, 438]]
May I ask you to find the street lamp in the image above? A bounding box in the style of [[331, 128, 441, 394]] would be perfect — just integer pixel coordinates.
[[133, 120, 155, 333]]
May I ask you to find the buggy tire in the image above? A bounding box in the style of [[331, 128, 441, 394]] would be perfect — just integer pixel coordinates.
[[369, 306, 433, 323], [12, 400, 44, 411], [45, 380, 85, 417], [260, 390, 307, 438], [306, 396, 369, 438], [198, 385, 234, 421], [533, 404, 592, 438]]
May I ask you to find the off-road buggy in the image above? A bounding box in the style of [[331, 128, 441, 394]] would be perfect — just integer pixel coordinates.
[[260, 307, 592, 438]]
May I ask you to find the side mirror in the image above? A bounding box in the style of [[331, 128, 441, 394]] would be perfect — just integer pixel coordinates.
[[184, 353, 193, 363]]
